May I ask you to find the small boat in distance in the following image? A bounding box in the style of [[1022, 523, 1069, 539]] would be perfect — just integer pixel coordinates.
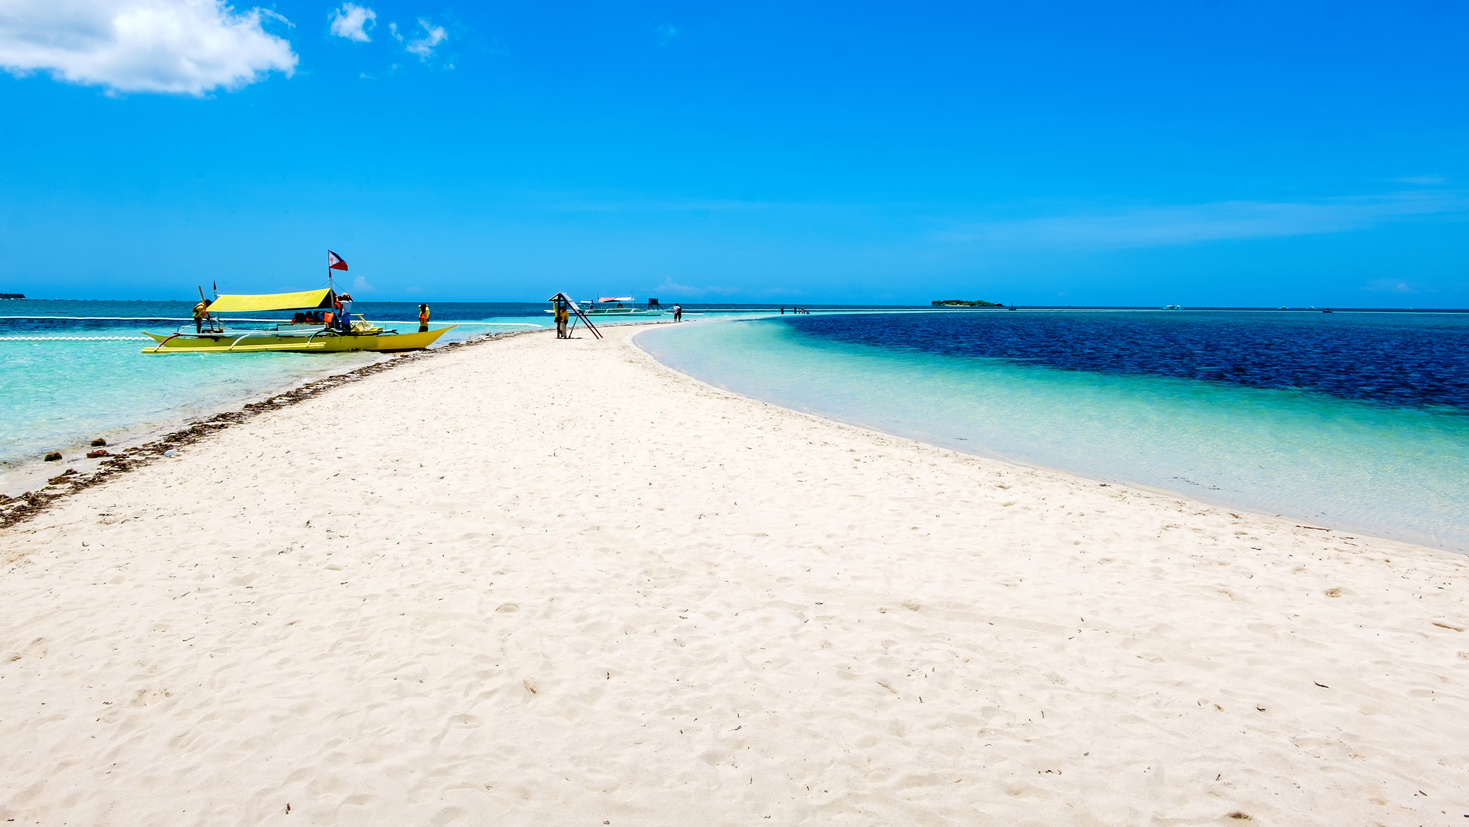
[[141, 288, 455, 354], [585, 297, 665, 317], [547, 297, 665, 317]]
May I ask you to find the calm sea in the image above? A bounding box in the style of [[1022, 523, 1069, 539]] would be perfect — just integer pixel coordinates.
[[0, 300, 553, 482], [638, 310, 1469, 551]]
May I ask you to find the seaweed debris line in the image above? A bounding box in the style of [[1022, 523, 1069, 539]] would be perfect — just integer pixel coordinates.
[[0, 330, 528, 529]]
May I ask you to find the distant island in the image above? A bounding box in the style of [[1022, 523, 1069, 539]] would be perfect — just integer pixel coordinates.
[[931, 299, 1002, 307], [0, 293, 25, 300]]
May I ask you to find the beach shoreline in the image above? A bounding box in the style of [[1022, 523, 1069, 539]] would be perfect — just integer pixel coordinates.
[[0, 353, 382, 501], [634, 315, 1469, 554], [629, 326, 1389, 550], [0, 330, 529, 524], [2, 324, 1466, 824]]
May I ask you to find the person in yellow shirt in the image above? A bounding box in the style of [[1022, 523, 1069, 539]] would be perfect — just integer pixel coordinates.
[[192, 299, 212, 333], [554, 302, 569, 338]]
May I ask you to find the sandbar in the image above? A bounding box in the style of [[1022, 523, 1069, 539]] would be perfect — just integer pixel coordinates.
[[2, 324, 1466, 824]]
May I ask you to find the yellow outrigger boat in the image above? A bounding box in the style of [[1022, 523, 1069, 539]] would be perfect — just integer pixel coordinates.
[[142, 288, 455, 354]]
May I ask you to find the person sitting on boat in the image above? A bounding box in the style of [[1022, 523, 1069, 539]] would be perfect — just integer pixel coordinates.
[[292, 312, 307, 324], [193, 299, 212, 333], [418, 304, 430, 333]]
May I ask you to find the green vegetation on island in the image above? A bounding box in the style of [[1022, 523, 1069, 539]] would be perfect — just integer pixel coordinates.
[[931, 299, 1002, 307]]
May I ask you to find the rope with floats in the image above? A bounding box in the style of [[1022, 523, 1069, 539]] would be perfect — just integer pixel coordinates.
[[0, 316, 546, 326], [0, 323, 545, 343], [0, 336, 152, 341]]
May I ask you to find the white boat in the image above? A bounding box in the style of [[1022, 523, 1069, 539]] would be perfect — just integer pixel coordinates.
[[547, 296, 665, 317]]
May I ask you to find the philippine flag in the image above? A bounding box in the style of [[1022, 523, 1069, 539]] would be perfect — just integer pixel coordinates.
[[328, 250, 349, 271]]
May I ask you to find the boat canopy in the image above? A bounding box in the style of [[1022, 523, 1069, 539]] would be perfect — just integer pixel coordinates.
[[597, 296, 633, 303], [207, 289, 334, 314], [547, 292, 583, 311]]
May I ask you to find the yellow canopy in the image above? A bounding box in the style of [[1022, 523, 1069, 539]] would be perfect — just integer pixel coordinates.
[[206, 289, 333, 313]]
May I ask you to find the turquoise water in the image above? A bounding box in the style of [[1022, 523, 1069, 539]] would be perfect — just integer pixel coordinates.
[[0, 300, 553, 476], [0, 337, 380, 468], [639, 316, 1469, 551]]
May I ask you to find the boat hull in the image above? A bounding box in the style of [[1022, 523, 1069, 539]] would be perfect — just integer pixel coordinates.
[[142, 326, 456, 354]]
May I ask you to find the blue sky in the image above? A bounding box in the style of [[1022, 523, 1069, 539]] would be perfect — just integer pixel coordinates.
[[1, 1, 1465, 305]]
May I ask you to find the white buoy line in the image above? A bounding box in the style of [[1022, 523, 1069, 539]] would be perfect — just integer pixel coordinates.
[[439, 322, 544, 326], [0, 324, 545, 343], [0, 316, 271, 322], [0, 336, 151, 341], [2, 316, 547, 326]]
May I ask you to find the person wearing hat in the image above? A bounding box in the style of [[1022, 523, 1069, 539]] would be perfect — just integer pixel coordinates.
[[334, 293, 356, 331]]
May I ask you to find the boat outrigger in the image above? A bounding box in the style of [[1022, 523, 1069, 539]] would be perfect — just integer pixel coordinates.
[[142, 288, 455, 354]]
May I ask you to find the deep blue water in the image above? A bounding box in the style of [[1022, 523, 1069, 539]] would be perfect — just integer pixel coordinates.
[[640, 310, 1469, 550], [785, 310, 1469, 412]]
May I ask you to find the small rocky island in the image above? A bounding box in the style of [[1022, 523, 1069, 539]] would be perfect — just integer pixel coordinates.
[[931, 299, 1001, 307]]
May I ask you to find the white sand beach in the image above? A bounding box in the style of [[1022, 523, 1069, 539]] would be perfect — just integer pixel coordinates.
[[2, 323, 1466, 825]]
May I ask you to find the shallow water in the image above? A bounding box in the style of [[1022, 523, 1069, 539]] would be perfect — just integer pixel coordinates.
[[0, 300, 552, 472], [639, 312, 1469, 551]]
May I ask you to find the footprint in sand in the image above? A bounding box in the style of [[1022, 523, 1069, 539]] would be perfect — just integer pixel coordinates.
[[8, 637, 49, 661]]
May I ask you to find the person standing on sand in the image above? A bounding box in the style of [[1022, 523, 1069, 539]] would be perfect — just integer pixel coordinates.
[[418, 304, 430, 333], [193, 299, 212, 333], [673, 303, 682, 322], [555, 302, 569, 338]]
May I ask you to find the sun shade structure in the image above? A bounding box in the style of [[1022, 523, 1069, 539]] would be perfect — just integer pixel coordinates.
[[206, 289, 334, 314], [547, 292, 583, 312], [598, 296, 634, 303], [548, 292, 601, 339]]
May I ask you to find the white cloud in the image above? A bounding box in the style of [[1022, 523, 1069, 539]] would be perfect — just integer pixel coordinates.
[[656, 23, 678, 45], [404, 18, 445, 59], [1394, 175, 1447, 186], [652, 277, 738, 298], [328, 3, 375, 43], [351, 275, 375, 293], [1363, 279, 1430, 294], [936, 192, 1469, 249], [0, 0, 297, 95]]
